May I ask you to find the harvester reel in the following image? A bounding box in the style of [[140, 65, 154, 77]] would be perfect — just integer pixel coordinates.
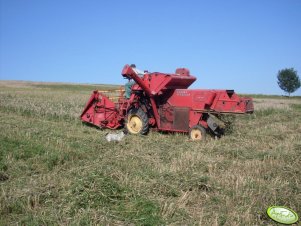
[[189, 125, 206, 141], [125, 108, 149, 135]]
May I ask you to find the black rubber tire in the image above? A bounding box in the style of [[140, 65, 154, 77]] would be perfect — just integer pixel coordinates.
[[125, 108, 149, 135], [189, 125, 206, 141]]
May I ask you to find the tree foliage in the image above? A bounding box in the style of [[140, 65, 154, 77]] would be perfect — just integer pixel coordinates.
[[277, 68, 300, 96]]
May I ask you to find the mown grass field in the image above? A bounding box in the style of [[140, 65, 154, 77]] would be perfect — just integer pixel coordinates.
[[0, 81, 300, 225]]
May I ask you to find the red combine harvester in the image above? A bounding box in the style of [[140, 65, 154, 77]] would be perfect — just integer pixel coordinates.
[[81, 64, 253, 140]]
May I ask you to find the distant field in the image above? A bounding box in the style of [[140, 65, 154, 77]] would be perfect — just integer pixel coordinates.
[[1, 80, 300, 225]]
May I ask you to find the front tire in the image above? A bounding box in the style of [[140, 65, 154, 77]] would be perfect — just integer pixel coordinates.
[[189, 125, 206, 141], [125, 108, 149, 135]]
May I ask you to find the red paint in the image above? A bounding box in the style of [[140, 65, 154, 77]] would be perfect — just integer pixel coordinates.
[[81, 65, 254, 133]]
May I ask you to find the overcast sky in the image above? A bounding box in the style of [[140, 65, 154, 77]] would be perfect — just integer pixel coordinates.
[[1, 0, 301, 95]]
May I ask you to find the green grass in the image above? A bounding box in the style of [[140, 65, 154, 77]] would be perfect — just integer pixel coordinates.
[[0, 80, 301, 225], [241, 93, 301, 99], [32, 83, 120, 92]]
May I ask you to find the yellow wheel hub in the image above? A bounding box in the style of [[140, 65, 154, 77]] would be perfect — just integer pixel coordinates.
[[190, 128, 203, 140], [127, 115, 143, 134]]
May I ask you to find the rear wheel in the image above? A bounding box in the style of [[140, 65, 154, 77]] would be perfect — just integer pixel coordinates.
[[125, 108, 149, 135], [189, 125, 206, 141]]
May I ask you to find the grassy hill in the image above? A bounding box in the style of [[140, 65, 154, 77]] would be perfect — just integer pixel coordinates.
[[1, 81, 300, 225]]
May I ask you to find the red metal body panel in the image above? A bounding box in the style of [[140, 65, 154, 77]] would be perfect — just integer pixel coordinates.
[[167, 89, 253, 113], [80, 91, 121, 129], [81, 64, 254, 134]]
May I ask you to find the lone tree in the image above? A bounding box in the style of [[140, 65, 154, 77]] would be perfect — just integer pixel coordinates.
[[277, 68, 300, 96]]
